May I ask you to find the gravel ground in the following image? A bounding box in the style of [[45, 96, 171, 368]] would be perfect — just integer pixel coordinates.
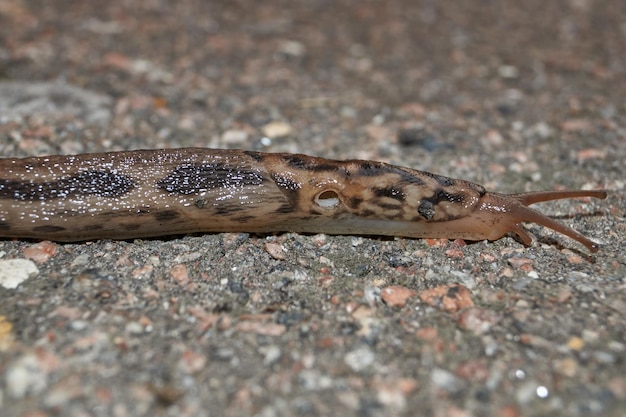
[[1, 1, 625, 416]]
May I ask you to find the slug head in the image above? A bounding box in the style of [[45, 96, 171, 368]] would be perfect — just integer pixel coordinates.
[[267, 153, 606, 252], [306, 175, 606, 252], [448, 189, 607, 252]]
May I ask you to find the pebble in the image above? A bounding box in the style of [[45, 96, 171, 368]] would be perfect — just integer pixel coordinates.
[[0, 315, 15, 349], [457, 308, 502, 335], [23, 241, 58, 263], [264, 241, 286, 260], [0, 259, 39, 289], [553, 358, 578, 377], [507, 257, 534, 272], [170, 264, 190, 286], [430, 368, 464, 394], [261, 121, 292, 138], [380, 285, 416, 307], [377, 385, 407, 411], [561, 118, 591, 133], [6, 354, 48, 398], [454, 360, 490, 382], [260, 345, 282, 366], [235, 320, 286, 336], [179, 349, 207, 374], [221, 128, 249, 145], [498, 65, 519, 79], [277, 40, 306, 57], [419, 284, 474, 312], [566, 336, 585, 351], [298, 369, 333, 390], [344, 346, 376, 372], [70, 253, 91, 267], [445, 247, 464, 259], [515, 380, 544, 404]]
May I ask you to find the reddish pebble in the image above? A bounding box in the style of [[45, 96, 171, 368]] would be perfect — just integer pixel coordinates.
[[561, 118, 590, 132], [381, 285, 416, 307], [170, 264, 189, 286], [424, 238, 448, 248], [445, 248, 464, 259], [416, 326, 439, 341], [235, 321, 286, 336], [132, 265, 153, 279], [556, 287, 573, 303], [455, 360, 490, 382], [480, 253, 496, 263], [576, 148, 605, 162], [179, 349, 207, 374], [566, 253, 583, 264], [507, 257, 534, 271], [457, 307, 501, 335], [497, 405, 520, 417], [23, 241, 58, 263], [311, 234, 327, 246], [264, 242, 286, 260], [419, 284, 474, 312], [317, 276, 333, 286]]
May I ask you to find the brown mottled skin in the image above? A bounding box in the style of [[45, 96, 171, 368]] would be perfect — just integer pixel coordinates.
[[0, 148, 607, 251]]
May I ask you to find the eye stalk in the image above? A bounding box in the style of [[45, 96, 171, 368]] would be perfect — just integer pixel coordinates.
[[476, 190, 607, 252]]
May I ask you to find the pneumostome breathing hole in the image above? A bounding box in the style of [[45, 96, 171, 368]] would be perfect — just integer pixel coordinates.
[[315, 190, 340, 209]]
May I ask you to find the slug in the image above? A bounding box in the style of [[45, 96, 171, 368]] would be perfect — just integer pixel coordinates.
[[0, 148, 607, 252]]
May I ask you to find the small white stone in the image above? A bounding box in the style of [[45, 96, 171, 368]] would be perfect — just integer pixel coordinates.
[[260, 345, 282, 366], [6, 354, 47, 398], [261, 121, 292, 138], [221, 129, 249, 145], [498, 65, 519, 79], [0, 259, 39, 289], [344, 347, 375, 372], [278, 40, 306, 57]]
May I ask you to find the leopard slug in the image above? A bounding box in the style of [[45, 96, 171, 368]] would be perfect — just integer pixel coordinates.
[[0, 148, 607, 252]]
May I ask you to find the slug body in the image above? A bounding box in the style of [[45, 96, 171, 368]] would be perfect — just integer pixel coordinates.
[[0, 148, 606, 251]]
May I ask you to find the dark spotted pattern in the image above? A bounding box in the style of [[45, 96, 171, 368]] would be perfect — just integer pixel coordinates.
[[430, 189, 467, 204], [374, 187, 405, 201], [213, 204, 245, 216], [275, 203, 295, 214], [417, 200, 436, 220], [0, 171, 135, 201], [271, 174, 301, 208], [284, 155, 340, 172], [242, 150, 264, 162], [32, 225, 67, 233], [376, 201, 403, 210], [356, 162, 384, 177], [347, 196, 363, 209], [154, 210, 180, 222], [431, 173, 456, 187], [195, 199, 209, 209], [82, 224, 104, 231], [232, 215, 256, 223], [122, 223, 142, 231], [158, 163, 265, 195], [271, 174, 301, 193], [357, 163, 427, 187]]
